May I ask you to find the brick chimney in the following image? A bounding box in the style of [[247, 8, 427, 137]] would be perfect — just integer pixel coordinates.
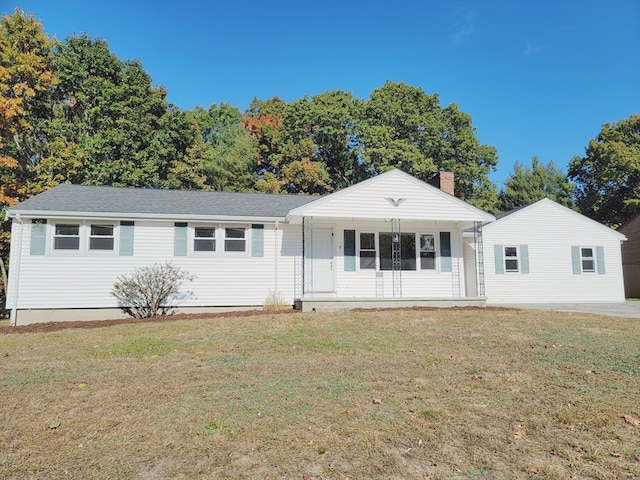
[[427, 171, 455, 196]]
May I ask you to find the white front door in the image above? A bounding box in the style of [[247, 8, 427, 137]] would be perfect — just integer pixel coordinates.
[[310, 228, 334, 292]]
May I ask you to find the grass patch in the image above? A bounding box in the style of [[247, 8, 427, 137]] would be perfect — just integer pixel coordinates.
[[93, 335, 174, 358], [0, 308, 638, 479]]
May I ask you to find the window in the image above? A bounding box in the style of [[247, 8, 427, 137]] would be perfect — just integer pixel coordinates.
[[359, 233, 376, 269], [194, 227, 216, 252], [379, 232, 416, 271], [224, 227, 246, 252], [504, 246, 519, 273], [420, 234, 436, 270], [581, 247, 595, 272], [89, 224, 114, 250], [54, 224, 80, 250]]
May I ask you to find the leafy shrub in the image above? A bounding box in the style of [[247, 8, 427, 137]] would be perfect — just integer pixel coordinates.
[[111, 262, 194, 318]]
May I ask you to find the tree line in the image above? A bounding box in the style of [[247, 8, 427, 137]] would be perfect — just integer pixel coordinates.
[[1, 9, 639, 267]]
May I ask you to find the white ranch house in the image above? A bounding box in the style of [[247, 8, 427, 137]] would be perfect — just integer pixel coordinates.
[[4, 169, 627, 325]]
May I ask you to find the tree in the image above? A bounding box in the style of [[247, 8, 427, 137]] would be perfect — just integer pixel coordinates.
[[357, 81, 499, 208], [568, 114, 640, 226], [49, 34, 206, 189], [242, 96, 286, 177], [191, 103, 257, 191], [278, 90, 366, 191], [0, 9, 56, 206], [0, 9, 57, 313], [499, 157, 575, 212]]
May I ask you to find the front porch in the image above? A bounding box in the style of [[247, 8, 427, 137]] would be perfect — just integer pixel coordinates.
[[294, 296, 487, 313]]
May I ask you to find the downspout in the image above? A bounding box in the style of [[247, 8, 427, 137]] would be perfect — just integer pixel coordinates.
[[301, 217, 305, 297], [274, 221, 279, 295], [9, 214, 23, 326]]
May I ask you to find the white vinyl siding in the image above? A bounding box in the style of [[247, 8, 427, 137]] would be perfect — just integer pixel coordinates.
[[484, 199, 624, 303], [288, 169, 493, 224], [10, 221, 300, 314]]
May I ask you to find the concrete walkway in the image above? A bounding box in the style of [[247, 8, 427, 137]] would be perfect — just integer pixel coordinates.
[[496, 302, 640, 318]]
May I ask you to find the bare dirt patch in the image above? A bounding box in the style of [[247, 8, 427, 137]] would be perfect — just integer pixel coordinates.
[[1, 308, 638, 479]]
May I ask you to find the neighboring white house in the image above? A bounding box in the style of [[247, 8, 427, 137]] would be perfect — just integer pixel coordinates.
[[480, 198, 627, 303], [4, 170, 627, 325]]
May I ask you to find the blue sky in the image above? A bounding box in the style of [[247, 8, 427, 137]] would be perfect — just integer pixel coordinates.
[[4, 0, 640, 187]]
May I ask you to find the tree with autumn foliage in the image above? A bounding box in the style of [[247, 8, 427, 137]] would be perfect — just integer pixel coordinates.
[[0, 9, 56, 207]]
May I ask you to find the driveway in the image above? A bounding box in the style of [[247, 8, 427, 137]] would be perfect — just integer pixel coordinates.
[[496, 302, 640, 318]]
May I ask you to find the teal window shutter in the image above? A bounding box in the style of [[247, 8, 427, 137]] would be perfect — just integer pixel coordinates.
[[596, 246, 605, 274], [440, 232, 452, 272], [174, 222, 188, 256], [520, 244, 529, 274], [251, 224, 264, 257], [30, 220, 47, 255], [344, 229, 356, 271], [119, 221, 134, 256], [571, 246, 581, 274], [494, 244, 504, 274]]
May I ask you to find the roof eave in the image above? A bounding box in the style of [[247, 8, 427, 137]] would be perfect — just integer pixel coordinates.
[[6, 209, 288, 223]]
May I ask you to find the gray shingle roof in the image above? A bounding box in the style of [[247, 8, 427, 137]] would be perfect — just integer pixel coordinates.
[[8, 184, 320, 218]]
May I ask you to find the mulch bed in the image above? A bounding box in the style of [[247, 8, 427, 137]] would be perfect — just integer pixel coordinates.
[[0, 305, 518, 335]]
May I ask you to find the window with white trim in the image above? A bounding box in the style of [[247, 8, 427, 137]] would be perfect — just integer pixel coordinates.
[[359, 232, 376, 269], [504, 246, 519, 273], [420, 234, 436, 270], [89, 224, 115, 250], [581, 247, 595, 273], [194, 227, 216, 252], [224, 227, 246, 252], [53, 224, 80, 250]]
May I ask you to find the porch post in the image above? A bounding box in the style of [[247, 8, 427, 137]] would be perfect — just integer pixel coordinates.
[[391, 218, 402, 297]]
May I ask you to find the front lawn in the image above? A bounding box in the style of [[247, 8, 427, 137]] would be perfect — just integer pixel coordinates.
[[1, 308, 638, 479]]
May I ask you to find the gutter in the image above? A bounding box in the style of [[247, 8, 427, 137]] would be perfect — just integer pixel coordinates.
[[5, 210, 288, 224]]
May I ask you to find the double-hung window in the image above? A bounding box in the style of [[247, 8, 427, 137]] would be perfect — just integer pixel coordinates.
[[359, 233, 376, 269], [504, 246, 519, 273], [224, 227, 246, 252], [580, 247, 595, 273], [89, 224, 114, 251], [54, 224, 80, 250], [420, 234, 436, 270], [194, 227, 216, 252]]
